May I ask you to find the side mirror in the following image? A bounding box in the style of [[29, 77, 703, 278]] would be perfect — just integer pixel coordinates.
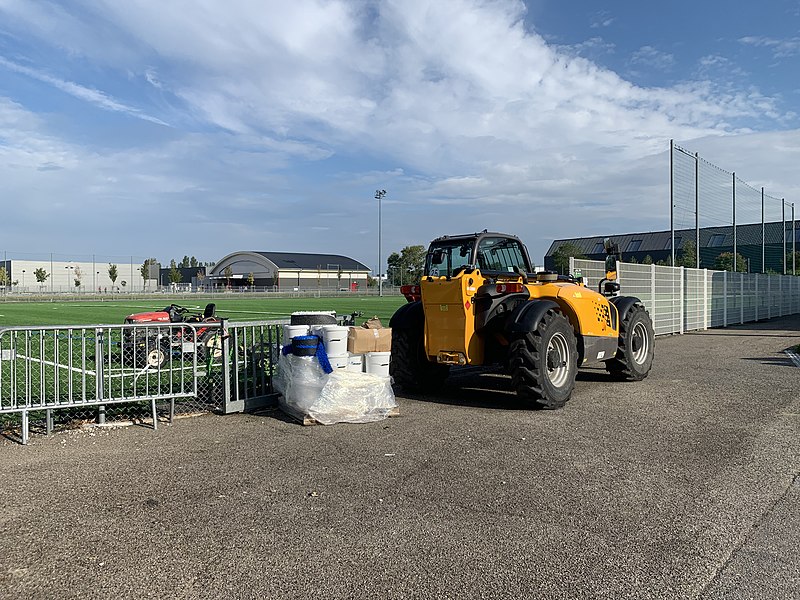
[[431, 249, 443, 264], [604, 254, 617, 274]]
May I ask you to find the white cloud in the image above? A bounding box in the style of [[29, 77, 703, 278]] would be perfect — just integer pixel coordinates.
[[739, 35, 800, 58], [630, 46, 675, 71], [0, 56, 168, 125], [0, 0, 796, 263]]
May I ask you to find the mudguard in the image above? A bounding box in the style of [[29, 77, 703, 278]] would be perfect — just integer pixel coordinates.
[[389, 300, 424, 330], [609, 296, 644, 326], [506, 299, 560, 336]]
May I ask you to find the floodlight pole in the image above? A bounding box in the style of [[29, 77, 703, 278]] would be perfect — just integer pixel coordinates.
[[375, 189, 387, 297]]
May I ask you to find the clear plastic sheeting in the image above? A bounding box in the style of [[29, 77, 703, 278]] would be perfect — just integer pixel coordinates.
[[274, 353, 396, 424], [311, 371, 396, 425]]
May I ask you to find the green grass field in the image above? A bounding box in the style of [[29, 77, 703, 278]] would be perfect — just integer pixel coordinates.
[[0, 295, 407, 327]]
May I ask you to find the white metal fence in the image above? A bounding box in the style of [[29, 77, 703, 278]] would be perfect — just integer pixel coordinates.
[[572, 259, 800, 335], [0, 319, 286, 444]]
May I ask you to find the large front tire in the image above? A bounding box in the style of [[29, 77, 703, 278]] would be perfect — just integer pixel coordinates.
[[606, 304, 654, 380], [390, 327, 450, 392], [510, 310, 578, 409]]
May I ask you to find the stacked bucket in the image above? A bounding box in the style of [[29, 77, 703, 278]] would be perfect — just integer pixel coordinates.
[[283, 312, 390, 378]]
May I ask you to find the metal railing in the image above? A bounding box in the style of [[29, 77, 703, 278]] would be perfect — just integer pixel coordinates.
[[572, 258, 800, 334], [0, 318, 293, 444]]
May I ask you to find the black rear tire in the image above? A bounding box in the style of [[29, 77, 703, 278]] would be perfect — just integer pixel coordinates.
[[605, 304, 654, 380], [390, 327, 450, 392], [509, 309, 577, 409]]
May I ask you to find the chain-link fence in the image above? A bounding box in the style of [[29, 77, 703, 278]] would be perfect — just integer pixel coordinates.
[[671, 141, 797, 273]]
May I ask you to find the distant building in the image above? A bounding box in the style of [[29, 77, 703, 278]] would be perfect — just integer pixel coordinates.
[[208, 251, 371, 291], [545, 220, 799, 273], [0, 259, 148, 293]]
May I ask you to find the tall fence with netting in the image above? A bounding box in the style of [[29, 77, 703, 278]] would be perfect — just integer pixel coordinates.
[[670, 141, 796, 274], [572, 258, 800, 336]]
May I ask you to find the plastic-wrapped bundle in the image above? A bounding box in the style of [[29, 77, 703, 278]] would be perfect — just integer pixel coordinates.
[[275, 353, 396, 424], [309, 371, 396, 425], [274, 353, 328, 416]]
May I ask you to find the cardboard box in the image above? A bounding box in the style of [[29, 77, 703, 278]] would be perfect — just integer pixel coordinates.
[[347, 327, 392, 354]]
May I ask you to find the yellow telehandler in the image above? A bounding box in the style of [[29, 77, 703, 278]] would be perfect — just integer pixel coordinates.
[[389, 232, 654, 409]]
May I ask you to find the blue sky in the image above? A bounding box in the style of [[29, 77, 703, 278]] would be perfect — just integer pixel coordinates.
[[0, 0, 798, 270]]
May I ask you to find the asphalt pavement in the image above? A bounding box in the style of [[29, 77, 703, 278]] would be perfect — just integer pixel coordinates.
[[1, 315, 798, 599]]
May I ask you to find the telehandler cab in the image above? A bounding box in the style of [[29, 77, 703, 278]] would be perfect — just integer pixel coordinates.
[[389, 232, 654, 409]]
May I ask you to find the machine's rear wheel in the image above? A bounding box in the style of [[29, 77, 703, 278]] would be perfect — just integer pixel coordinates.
[[510, 309, 577, 409], [606, 304, 654, 380], [390, 327, 450, 392]]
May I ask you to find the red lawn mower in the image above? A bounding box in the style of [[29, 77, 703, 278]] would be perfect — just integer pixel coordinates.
[[122, 303, 222, 369]]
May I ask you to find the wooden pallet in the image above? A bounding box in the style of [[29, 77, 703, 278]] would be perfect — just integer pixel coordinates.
[[280, 402, 399, 426]]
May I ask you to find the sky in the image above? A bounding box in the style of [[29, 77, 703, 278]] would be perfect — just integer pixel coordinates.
[[1, 0, 799, 271]]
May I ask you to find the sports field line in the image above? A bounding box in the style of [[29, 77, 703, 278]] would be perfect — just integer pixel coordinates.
[[68, 304, 290, 317]]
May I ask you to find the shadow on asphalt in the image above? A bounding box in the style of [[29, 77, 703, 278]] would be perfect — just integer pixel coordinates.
[[396, 366, 618, 410], [741, 355, 798, 368]]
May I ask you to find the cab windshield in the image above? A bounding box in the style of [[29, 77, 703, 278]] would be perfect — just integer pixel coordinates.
[[425, 240, 475, 277], [424, 236, 531, 276]]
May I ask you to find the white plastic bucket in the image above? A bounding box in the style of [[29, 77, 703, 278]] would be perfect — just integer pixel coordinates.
[[365, 351, 391, 377], [346, 353, 364, 373], [283, 324, 310, 346], [328, 355, 348, 370], [319, 325, 349, 357]]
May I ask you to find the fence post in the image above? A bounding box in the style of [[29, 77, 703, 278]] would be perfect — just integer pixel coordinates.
[[767, 277, 771, 319], [94, 328, 106, 425], [651, 264, 656, 320], [679, 266, 685, 334], [21, 409, 29, 445], [754, 274, 759, 321], [569, 256, 575, 275], [723, 270, 728, 327], [740, 273, 744, 325], [703, 269, 708, 329], [779, 277, 783, 317]]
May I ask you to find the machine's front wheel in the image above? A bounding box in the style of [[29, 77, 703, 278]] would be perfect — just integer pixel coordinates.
[[390, 327, 450, 392], [606, 304, 654, 380], [510, 309, 578, 409], [141, 343, 168, 369]]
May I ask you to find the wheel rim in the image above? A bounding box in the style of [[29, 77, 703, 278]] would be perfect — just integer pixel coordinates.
[[545, 332, 571, 388], [631, 322, 649, 364], [146, 348, 164, 368]]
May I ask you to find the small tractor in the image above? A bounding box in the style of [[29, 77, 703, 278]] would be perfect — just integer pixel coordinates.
[[123, 303, 221, 369], [389, 232, 654, 409]]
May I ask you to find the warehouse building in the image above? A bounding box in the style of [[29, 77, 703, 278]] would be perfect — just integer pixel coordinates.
[[545, 220, 799, 273], [208, 251, 371, 291]]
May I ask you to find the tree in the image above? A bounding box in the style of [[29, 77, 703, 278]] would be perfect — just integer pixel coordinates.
[[73, 266, 82, 290], [247, 272, 255, 287], [179, 255, 191, 268], [140, 258, 158, 288], [551, 243, 586, 275], [190, 256, 198, 268], [713, 252, 747, 273], [0, 266, 8, 290], [675, 240, 697, 268], [387, 245, 426, 286], [34, 268, 49, 291], [224, 265, 233, 287], [642, 255, 653, 265], [108, 263, 118, 288], [196, 269, 206, 288], [786, 251, 800, 275], [169, 259, 183, 284]]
